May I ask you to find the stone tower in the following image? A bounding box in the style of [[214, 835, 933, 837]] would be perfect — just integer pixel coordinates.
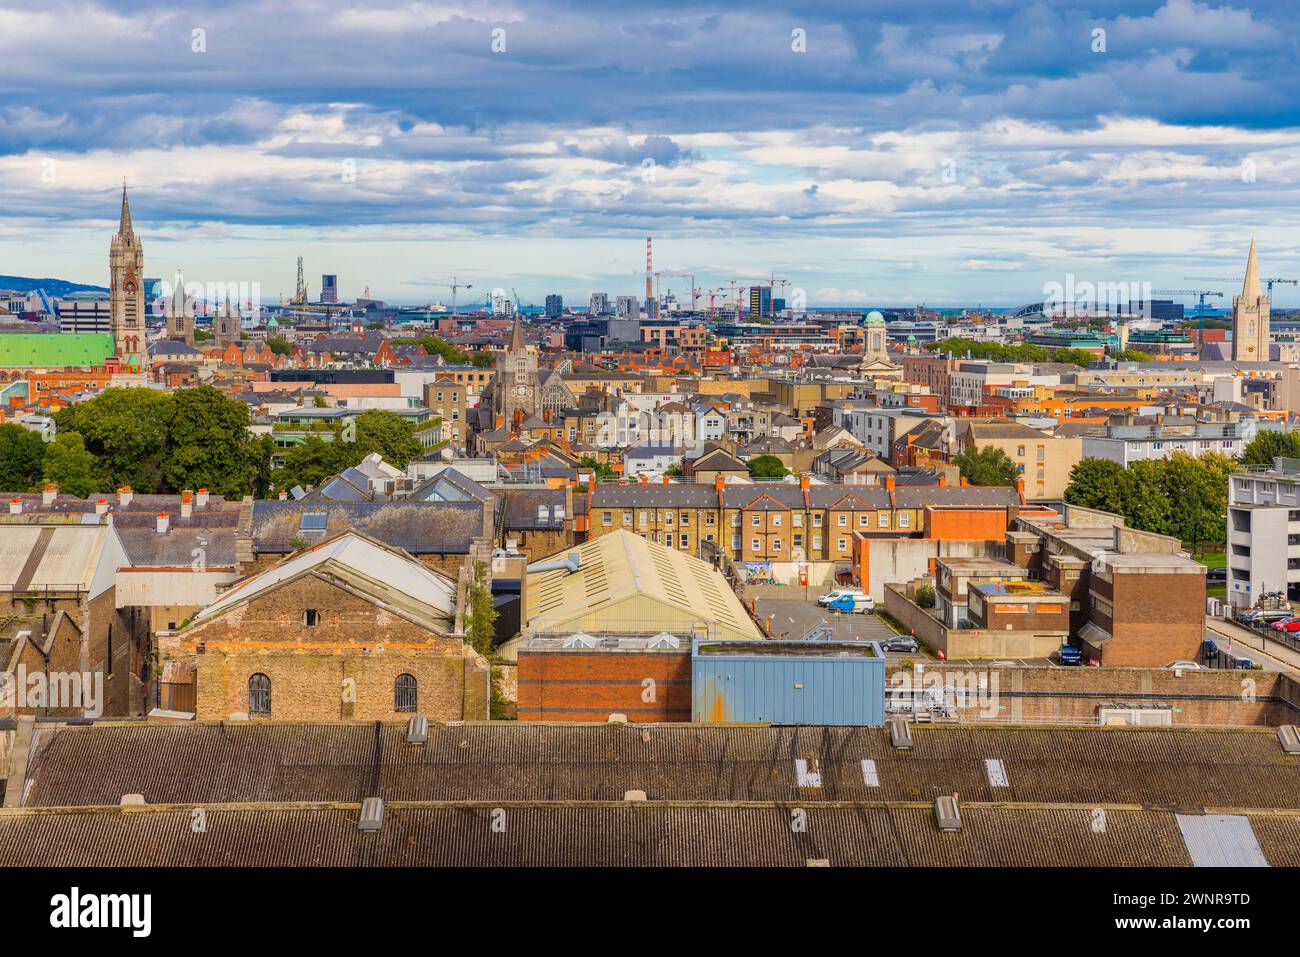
[[108, 183, 145, 359], [494, 315, 538, 429], [168, 269, 195, 345], [215, 291, 241, 347], [1231, 239, 1270, 362]]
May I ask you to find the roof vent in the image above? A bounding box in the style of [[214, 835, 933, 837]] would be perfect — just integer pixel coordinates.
[[984, 758, 1009, 787], [406, 715, 429, 744], [607, 713, 628, 724], [359, 797, 385, 832], [806, 858, 831, 867], [935, 794, 962, 832], [887, 717, 913, 750], [120, 793, 146, 807], [623, 789, 647, 802], [1278, 725, 1300, 755]]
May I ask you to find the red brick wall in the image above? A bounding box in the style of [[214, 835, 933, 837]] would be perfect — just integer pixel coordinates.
[[926, 507, 1009, 541], [1105, 570, 1206, 667], [517, 650, 691, 722]]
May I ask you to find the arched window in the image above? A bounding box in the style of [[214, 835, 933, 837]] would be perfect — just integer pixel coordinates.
[[395, 674, 417, 713], [249, 673, 271, 717]]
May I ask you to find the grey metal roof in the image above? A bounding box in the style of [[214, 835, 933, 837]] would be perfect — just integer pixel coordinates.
[[250, 500, 485, 554], [1176, 814, 1270, 867]]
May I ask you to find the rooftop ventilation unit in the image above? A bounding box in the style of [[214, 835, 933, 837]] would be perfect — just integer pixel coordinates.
[[935, 794, 962, 832], [887, 717, 913, 750], [1278, 725, 1300, 755], [359, 797, 385, 833], [984, 758, 1009, 788], [406, 716, 429, 745], [623, 790, 647, 802]]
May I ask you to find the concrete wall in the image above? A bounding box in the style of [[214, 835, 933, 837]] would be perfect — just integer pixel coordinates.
[[883, 583, 1065, 660]]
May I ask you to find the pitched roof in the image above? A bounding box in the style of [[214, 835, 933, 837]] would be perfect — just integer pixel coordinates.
[[249, 500, 484, 554]]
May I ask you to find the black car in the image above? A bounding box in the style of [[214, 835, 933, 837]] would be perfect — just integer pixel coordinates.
[[880, 636, 920, 653], [1205, 567, 1227, 583]]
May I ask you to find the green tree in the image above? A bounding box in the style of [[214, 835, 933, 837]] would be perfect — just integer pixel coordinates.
[[54, 388, 174, 492], [953, 445, 1019, 486], [1239, 429, 1300, 467], [1162, 451, 1230, 552], [271, 436, 346, 493], [350, 410, 421, 468], [415, 335, 469, 365], [579, 455, 617, 481], [265, 336, 292, 356], [470, 351, 495, 368], [1049, 348, 1100, 368], [747, 454, 789, 478], [0, 424, 46, 491], [1064, 457, 1135, 516], [464, 561, 497, 656], [40, 432, 100, 497], [163, 385, 256, 497]]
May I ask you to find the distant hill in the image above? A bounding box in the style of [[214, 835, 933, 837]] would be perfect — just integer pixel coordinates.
[[0, 275, 108, 297]]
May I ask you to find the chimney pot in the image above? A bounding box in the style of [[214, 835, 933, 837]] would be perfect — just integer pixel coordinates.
[[118, 485, 133, 506], [41, 483, 57, 505], [278, 488, 288, 501], [196, 488, 209, 507], [95, 498, 108, 516]]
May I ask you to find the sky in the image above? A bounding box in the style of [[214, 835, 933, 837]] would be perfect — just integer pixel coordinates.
[[2, 0, 1300, 308]]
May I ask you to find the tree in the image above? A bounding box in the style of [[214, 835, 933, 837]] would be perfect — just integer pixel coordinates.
[[162, 385, 256, 497], [464, 560, 497, 656], [54, 388, 174, 492], [350, 410, 421, 468], [0, 424, 46, 491], [1239, 430, 1300, 467], [747, 455, 789, 478], [415, 335, 469, 365], [1049, 348, 1100, 368], [41, 432, 100, 497], [470, 351, 495, 368], [271, 436, 345, 493], [265, 336, 292, 355], [953, 445, 1019, 486], [1064, 457, 1134, 516], [579, 455, 617, 482]]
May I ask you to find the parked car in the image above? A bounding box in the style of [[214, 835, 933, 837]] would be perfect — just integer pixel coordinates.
[[1242, 609, 1293, 625], [1205, 567, 1227, 583], [1165, 660, 1201, 670], [879, 635, 919, 653], [1272, 618, 1300, 633], [817, 588, 867, 607], [1056, 645, 1082, 666], [828, 593, 875, 614]]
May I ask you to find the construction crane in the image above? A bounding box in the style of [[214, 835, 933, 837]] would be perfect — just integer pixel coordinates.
[[654, 271, 698, 311], [436, 276, 473, 314], [732, 275, 787, 319], [704, 288, 725, 319], [1152, 289, 1224, 318], [1185, 275, 1298, 296]]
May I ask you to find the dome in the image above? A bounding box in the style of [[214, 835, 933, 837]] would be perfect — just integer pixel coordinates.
[[267, 316, 280, 329], [865, 310, 885, 325]]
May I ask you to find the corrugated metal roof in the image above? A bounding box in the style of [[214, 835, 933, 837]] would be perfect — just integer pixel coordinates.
[[1176, 814, 1270, 867]]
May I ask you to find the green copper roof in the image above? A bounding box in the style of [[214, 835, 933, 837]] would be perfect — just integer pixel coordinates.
[[0, 333, 115, 368]]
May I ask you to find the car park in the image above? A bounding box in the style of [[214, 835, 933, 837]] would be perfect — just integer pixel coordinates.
[[879, 635, 919, 653], [1240, 609, 1293, 625]]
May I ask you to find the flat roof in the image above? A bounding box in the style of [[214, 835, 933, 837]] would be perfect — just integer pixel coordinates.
[[694, 639, 879, 658]]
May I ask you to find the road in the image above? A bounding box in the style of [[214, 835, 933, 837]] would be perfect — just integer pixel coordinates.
[[1205, 617, 1300, 675]]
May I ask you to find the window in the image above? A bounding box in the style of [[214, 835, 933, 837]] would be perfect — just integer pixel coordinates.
[[665, 512, 674, 526], [793, 534, 803, 547], [751, 538, 760, 552], [838, 537, 848, 552], [898, 513, 910, 529], [300, 511, 328, 531], [772, 538, 782, 552], [859, 514, 868, 527], [602, 511, 612, 526], [304, 609, 319, 627], [752, 514, 761, 527], [639, 510, 648, 527], [792, 513, 803, 527], [680, 512, 691, 526], [680, 533, 688, 547], [812, 533, 822, 549], [395, 674, 417, 713], [812, 513, 823, 527], [623, 510, 632, 526], [878, 512, 889, 528], [837, 513, 847, 527], [249, 674, 271, 717]]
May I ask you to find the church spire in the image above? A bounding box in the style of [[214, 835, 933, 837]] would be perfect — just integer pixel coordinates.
[[118, 180, 134, 237], [508, 314, 525, 352], [1243, 236, 1261, 300]]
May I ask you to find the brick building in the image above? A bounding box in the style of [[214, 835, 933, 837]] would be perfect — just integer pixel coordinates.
[[159, 532, 490, 721]]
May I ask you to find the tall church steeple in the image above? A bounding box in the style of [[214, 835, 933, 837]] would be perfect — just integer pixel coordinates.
[[1232, 237, 1270, 362], [109, 181, 145, 361]]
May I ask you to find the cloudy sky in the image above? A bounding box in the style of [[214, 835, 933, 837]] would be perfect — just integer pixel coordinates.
[[2, 0, 1298, 307]]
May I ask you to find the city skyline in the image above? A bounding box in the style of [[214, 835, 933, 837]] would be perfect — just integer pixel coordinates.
[[4, 0, 1300, 306]]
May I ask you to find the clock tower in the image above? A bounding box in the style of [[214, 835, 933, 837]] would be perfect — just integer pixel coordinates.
[[494, 315, 539, 429], [108, 182, 145, 360]]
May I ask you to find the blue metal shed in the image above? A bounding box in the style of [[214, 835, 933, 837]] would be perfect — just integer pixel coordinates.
[[691, 639, 886, 726]]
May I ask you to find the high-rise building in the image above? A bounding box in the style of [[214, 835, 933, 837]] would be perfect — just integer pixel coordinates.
[[589, 292, 610, 315], [748, 286, 771, 317], [58, 294, 112, 335], [1231, 239, 1270, 361], [545, 294, 564, 319], [616, 295, 639, 318], [321, 274, 338, 304], [108, 183, 145, 358]]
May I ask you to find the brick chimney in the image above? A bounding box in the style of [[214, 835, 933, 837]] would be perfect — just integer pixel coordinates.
[[937, 472, 947, 487], [885, 475, 896, 493], [960, 476, 969, 487], [95, 498, 108, 516], [1015, 477, 1025, 504], [662, 474, 670, 485], [181, 489, 194, 519], [639, 473, 648, 485], [42, 483, 57, 505], [118, 485, 133, 506], [800, 474, 810, 492], [196, 488, 210, 508], [8, 497, 21, 515], [156, 511, 170, 534]]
